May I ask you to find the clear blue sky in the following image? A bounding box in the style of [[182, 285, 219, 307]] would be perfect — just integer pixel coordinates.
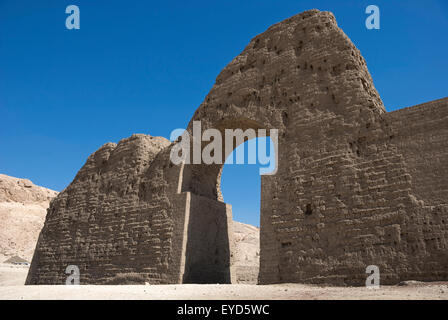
[[0, 1, 447, 226]]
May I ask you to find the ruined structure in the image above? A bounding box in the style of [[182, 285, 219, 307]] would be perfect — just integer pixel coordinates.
[[26, 10, 448, 286]]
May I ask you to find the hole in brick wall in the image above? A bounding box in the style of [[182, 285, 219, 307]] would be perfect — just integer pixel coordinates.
[[305, 204, 313, 215], [281, 242, 292, 248], [282, 111, 289, 125]]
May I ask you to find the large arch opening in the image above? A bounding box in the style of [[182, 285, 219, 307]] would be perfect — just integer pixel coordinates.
[[179, 118, 276, 284], [220, 136, 276, 283]]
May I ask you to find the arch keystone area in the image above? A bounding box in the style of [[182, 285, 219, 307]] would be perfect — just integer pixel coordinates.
[[26, 9, 448, 286]]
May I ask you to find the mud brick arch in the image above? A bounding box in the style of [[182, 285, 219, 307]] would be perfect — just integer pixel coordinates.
[[27, 10, 448, 286]]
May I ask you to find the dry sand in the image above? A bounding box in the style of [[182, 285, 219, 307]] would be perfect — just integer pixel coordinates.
[[0, 264, 447, 300], [0, 263, 29, 286], [2, 283, 447, 300]]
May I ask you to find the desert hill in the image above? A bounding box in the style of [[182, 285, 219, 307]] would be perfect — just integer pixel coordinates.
[[232, 221, 260, 283], [0, 174, 58, 262]]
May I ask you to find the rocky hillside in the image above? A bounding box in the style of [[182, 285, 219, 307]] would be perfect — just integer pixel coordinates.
[[0, 174, 57, 204], [232, 221, 259, 284], [0, 174, 58, 262]]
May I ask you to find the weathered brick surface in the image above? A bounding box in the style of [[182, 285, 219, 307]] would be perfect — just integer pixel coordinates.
[[27, 10, 447, 285], [387, 98, 448, 205], [26, 135, 186, 284]]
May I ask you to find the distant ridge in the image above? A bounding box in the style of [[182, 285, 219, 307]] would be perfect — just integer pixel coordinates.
[[3, 255, 29, 264]]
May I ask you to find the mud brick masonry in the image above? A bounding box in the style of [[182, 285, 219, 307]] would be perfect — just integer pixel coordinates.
[[26, 10, 448, 285]]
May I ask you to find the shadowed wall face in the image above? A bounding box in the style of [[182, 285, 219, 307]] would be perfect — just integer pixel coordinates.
[[183, 194, 234, 284]]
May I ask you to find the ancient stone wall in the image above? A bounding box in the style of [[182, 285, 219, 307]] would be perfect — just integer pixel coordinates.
[[26, 135, 187, 284], [179, 9, 448, 285], [386, 97, 448, 205], [27, 10, 448, 286], [26, 133, 234, 285]]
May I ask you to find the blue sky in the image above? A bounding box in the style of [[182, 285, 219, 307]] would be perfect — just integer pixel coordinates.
[[0, 1, 447, 226]]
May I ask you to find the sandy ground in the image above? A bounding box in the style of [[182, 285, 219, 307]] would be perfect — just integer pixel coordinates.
[[0, 263, 29, 286], [1, 264, 447, 300]]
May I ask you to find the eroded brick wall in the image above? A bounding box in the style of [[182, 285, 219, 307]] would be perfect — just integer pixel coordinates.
[[26, 135, 188, 284], [387, 97, 448, 205]]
